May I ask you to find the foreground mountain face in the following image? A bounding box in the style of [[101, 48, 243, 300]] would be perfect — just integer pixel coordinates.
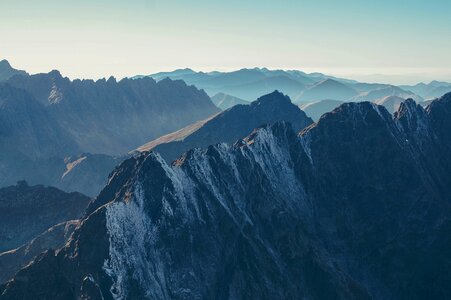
[[2, 92, 451, 299], [137, 91, 313, 162], [0, 181, 90, 253]]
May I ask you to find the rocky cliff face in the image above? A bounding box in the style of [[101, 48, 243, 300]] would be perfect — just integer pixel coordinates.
[[2, 93, 451, 300]]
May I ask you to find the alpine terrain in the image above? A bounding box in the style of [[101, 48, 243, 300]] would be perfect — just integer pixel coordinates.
[[2, 92, 451, 299]]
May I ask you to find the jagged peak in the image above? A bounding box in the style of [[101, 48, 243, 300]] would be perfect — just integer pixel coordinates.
[[395, 98, 422, 116], [394, 99, 429, 136]]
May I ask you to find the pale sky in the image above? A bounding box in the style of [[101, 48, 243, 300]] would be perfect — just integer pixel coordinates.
[[1, 0, 450, 84]]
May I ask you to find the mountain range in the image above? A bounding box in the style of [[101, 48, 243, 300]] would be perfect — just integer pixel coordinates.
[[0, 61, 219, 196], [2, 59, 451, 195], [136, 67, 451, 105], [2, 91, 451, 299]]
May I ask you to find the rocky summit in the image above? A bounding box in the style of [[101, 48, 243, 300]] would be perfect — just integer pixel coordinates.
[[2, 93, 451, 299]]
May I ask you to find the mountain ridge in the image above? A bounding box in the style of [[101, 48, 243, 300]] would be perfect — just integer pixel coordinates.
[[3, 92, 451, 299]]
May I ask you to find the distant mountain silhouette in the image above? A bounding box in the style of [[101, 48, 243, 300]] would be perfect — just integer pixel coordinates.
[[401, 81, 451, 100], [138, 67, 433, 107], [219, 75, 306, 101], [350, 85, 423, 102], [300, 99, 345, 121], [210, 92, 249, 110], [140, 67, 356, 102], [296, 79, 358, 102], [373, 95, 406, 114]]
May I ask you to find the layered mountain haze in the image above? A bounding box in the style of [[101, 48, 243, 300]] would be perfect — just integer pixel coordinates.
[[296, 78, 358, 102], [5, 72, 219, 155], [210, 93, 249, 110], [349, 85, 423, 102], [141, 67, 437, 107], [3, 92, 451, 299], [137, 91, 313, 162], [299, 99, 345, 121], [373, 96, 405, 113], [218, 75, 306, 101], [139, 67, 358, 102], [401, 81, 451, 100], [0, 64, 220, 195]]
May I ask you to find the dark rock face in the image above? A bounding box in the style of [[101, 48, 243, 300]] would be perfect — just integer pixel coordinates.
[[2, 93, 451, 299], [0, 181, 90, 253], [138, 91, 313, 162]]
